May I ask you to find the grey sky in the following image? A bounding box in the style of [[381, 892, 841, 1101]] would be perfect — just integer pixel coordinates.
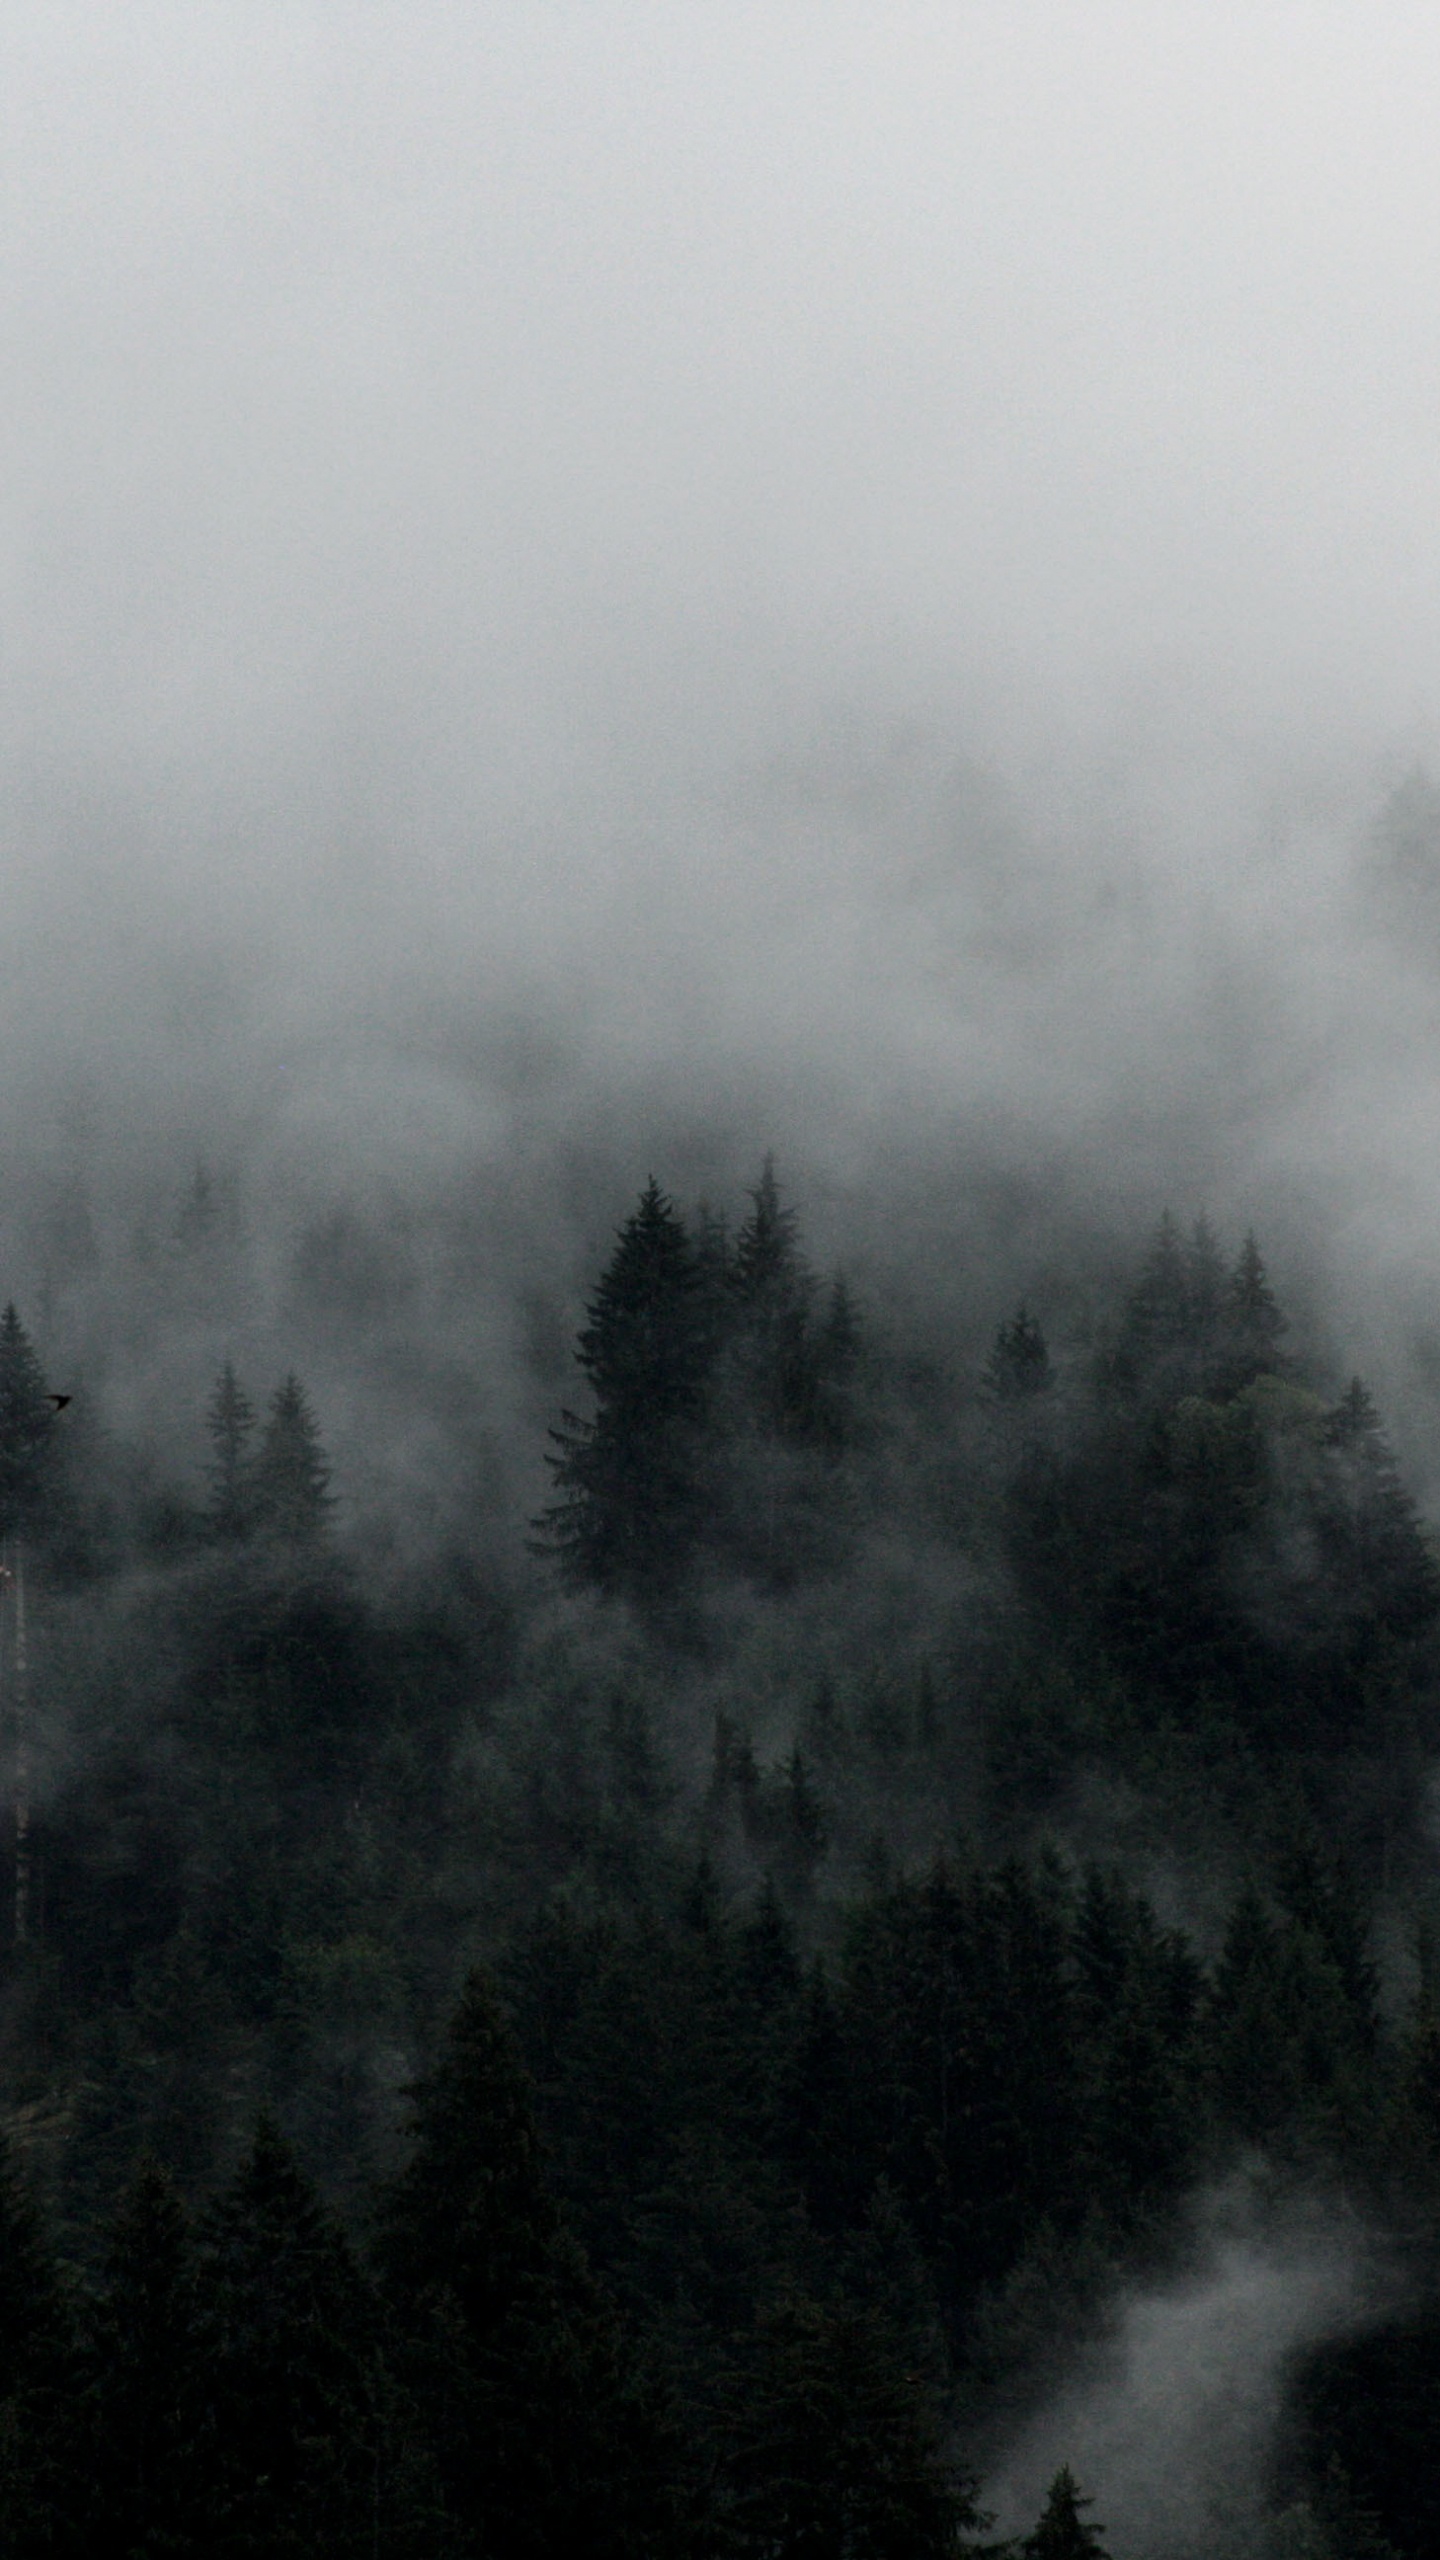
[[8, 7, 1440, 878], [6, 3, 1440, 1401]]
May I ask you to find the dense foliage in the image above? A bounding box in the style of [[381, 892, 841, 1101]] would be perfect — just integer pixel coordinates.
[[0, 1164, 1435, 2550]]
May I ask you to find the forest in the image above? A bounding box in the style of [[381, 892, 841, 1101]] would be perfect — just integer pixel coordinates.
[[0, 1154, 1434, 2556]]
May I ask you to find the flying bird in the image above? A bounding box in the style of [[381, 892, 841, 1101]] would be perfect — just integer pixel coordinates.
[[46, 1395, 71, 1411]]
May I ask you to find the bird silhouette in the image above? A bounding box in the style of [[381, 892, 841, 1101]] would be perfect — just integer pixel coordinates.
[[46, 1395, 71, 1411]]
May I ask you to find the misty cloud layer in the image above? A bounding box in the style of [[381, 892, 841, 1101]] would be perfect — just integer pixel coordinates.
[[6, 7, 1440, 1524]]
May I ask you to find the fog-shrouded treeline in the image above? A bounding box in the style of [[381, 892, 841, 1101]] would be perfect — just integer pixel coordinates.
[[0, 1124, 1437, 2556]]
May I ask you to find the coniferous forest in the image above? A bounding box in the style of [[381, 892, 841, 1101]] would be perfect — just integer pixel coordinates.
[[0, 1158, 1438, 2555]]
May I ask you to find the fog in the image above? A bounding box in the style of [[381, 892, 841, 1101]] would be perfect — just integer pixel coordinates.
[[982, 2186, 1385, 2559]]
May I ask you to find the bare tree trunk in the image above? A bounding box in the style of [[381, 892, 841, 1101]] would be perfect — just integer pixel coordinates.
[[14, 1541, 29, 1948]]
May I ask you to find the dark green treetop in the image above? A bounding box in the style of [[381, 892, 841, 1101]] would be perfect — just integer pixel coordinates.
[[537, 1177, 715, 1595], [252, 1374, 334, 1545], [1024, 2466, 1110, 2557], [984, 1305, 1053, 1402], [204, 1361, 255, 1541], [0, 1304, 55, 1541]]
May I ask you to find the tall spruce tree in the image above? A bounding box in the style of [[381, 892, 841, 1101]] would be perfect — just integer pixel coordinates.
[[204, 1362, 255, 1541], [728, 1156, 819, 1438], [537, 1178, 715, 1597], [77, 2157, 213, 2557], [196, 2118, 384, 2556], [1222, 1230, 1287, 1387], [252, 1374, 334, 1545], [0, 1306, 54, 1542], [0, 2135, 74, 2549], [717, 2292, 980, 2558], [1120, 1212, 1191, 1371], [983, 1306, 1052, 1402], [1024, 2467, 1109, 2558], [375, 1968, 683, 2558]]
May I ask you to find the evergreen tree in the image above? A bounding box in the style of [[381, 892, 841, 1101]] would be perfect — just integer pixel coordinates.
[[204, 1362, 255, 1541], [252, 1373, 334, 1545], [1024, 2466, 1109, 2558], [196, 2118, 385, 2556], [77, 2157, 213, 2556], [983, 1306, 1053, 1402], [375, 1968, 683, 2558], [812, 1274, 864, 1453], [0, 1306, 55, 1542], [0, 2135, 75, 2550], [1313, 1381, 1440, 1661], [728, 1155, 820, 1439], [536, 1178, 715, 1597], [717, 2292, 979, 2558], [1186, 1213, 1227, 1337], [1222, 1231, 1287, 1386], [1120, 1212, 1191, 1370]]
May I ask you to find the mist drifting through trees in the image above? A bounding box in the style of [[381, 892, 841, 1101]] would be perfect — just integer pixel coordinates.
[[7, 6, 1440, 2553]]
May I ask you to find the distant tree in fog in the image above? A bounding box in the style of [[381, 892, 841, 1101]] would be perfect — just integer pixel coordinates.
[[1023, 2467, 1109, 2557], [204, 1362, 255, 1541], [0, 1306, 55, 1541], [983, 1304, 1052, 1402], [536, 1176, 714, 1598], [252, 1375, 334, 1545]]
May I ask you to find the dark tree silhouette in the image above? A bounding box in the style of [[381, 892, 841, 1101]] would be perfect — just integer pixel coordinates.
[[536, 1177, 714, 1597], [0, 1306, 55, 1541], [204, 1361, 255, 1540], [983, 1305, 1053, 1401], [1024, 2466, 1110, 2557], [252, 1374, 334, 1545]]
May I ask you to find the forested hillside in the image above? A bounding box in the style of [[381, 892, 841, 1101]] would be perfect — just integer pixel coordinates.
[[0, 1159, 1434, 2553]]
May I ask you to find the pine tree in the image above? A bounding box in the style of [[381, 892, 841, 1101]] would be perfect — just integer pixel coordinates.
[[1315, 1381, 1440, 1655], [983, 1306, 1053, 1401], [718, 2292, 980, 2558], [1024, 2466, 1109, 2558], [0, 1306, 54, 1542], [204, 1361, 255, 1541], [252, 1374, 334, 1545], [77, 2157, 214, 2556], [1121, 1213, 1191, 1369], [375, 1967, 683, 2558], [1186, 1214, 1227, 1335], [1222, 1230, 1287, 1386], [0, 2135, 75, 2548], [536, 1178, 715, 1596], [812, 1274, 864, 1452], [196, 2118, 384, 2556], [728, 1156, 820, 1438]]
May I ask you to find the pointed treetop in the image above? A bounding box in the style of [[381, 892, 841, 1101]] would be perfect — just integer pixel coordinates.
[[1124, 1212, 1192, 1357], [1326, 1377, 1382, 1448], [1228, 1231, 1285, 1344], [732, 1155, 806, 1303], [1024, 2465, 1110, 2559], [984, 1305, 1053, 1401], [0, 1305, 55, 1540], [375, 1968, 557, 2335], [1186, 1215, 1227, 1330], [205, 1361, 255, 1539], [252, 1374, 334, 1544]]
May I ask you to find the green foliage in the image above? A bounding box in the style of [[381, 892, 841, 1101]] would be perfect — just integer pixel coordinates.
[[205, 1361, 255, 1540], [252, 1373, 335, 1545], [376, 1967, 685, 2556], [983, 1306, 1052, 1403], [538, 1163, 866, 1602], [715, 2291, 981, 2558], [0, 1304, 55, 1542], [196, 2118, 386, 2554], [1023, 2466, 1109, 2559]]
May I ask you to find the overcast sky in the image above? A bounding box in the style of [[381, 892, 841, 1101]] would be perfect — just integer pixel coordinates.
[[7, 3, 1440, 1378]]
